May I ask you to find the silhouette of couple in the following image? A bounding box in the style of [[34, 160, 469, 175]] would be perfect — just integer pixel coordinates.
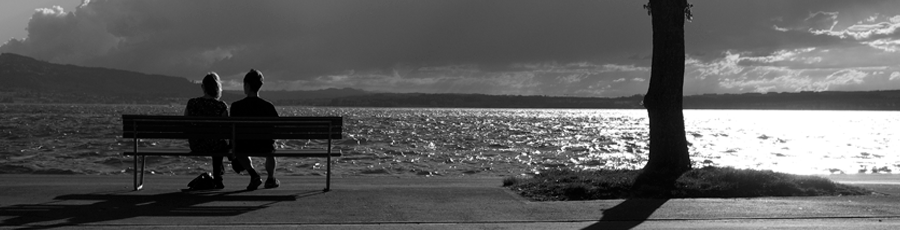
[[183, 69, 279, 190]]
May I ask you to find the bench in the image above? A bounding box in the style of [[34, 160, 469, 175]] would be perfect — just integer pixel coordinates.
[[122, 115, 343, 191]]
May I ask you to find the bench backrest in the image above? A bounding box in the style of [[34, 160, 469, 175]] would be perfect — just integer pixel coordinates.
[[122, 115, 343, 140]]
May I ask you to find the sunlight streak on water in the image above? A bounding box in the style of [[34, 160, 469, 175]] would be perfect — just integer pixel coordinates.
[[684, 110, 899, 175], [0, 104, 897, 177]]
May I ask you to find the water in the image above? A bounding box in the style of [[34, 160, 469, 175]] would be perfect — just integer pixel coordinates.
[[0, 104, 897, 177]]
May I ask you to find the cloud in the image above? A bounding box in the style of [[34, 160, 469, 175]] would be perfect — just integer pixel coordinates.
[[772, 25, 790, 32], [770, 0, 900, 56], [715, 68, 871, 92], [806, 11, 840, 31], [810, 18, 900, 40], [1, 5, 123, 64], [775, 8, 899, 41], [740, 47, 821, 64], [0, 0, 650, 81], [246, 61, 651, 97], [2, 0, 898, 97], [823, 69, 868, 85], [684, 48, 900, 94], [773, 10, 900, 40], [863, 38, 900, 52]]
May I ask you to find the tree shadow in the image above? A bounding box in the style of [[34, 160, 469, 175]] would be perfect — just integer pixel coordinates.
[[581, 198, 669, 230], [0, 189, 323, 229]]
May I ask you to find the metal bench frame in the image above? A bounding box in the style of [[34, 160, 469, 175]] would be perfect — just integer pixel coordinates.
[[122, 115, 342, 192]]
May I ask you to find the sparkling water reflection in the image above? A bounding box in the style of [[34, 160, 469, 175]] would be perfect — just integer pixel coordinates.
[[0, 104, 896, 176]]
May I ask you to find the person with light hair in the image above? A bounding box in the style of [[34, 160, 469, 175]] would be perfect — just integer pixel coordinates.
[[184, 72, 231, 189]]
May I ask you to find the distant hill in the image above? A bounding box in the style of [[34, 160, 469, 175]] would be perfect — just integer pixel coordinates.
[[2, 52, 899, 110], [0, 52, 198, 104], [683, 91, 900, 110], [235, 88, 371, 106], [326, 90, 900, 110], [0, 53, 370, 104], [327, 93, 646, 109]]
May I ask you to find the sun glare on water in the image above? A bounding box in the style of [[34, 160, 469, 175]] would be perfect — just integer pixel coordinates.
[[0, 104, 897, 176]]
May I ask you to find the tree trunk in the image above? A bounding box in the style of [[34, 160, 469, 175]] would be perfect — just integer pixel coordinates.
[[633, 0, 692, 196]]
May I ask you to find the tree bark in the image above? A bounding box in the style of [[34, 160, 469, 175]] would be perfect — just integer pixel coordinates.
[[633, 0, 692, 196]]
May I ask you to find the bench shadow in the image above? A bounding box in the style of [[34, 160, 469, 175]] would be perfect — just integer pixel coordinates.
[[0, 189, 323, 229], [581, 198, 669, 230]]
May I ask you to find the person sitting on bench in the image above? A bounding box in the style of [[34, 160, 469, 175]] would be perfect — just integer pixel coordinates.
[[184, 72, 230, 189], [231, 69, 281, 190]]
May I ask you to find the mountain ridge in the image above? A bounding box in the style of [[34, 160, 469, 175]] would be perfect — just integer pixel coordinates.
[[2, 52, 899, 110], [0, 53, 370, 104]]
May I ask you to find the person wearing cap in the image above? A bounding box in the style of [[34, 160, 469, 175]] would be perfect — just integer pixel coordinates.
[[231, 69, 280, 190]]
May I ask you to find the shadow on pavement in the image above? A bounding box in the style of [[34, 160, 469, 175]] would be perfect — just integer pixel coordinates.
[[0, 189, 322, 229], [582, 198, 669, 230]]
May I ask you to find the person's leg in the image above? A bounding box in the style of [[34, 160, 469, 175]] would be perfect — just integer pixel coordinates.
[[236, 156, 262, 190], [264, 156, 279, 188], [265, 156, 276, 178], [212, 155, 225, 189], [236, 156, 258, 176]]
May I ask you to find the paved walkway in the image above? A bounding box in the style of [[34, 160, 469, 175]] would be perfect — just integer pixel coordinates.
[[0, 174, 898, 229]]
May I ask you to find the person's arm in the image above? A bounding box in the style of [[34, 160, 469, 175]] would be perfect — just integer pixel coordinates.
[[183, 100, 191, 116], [222, 103, 229, 117], [270, 104, 279, 117]]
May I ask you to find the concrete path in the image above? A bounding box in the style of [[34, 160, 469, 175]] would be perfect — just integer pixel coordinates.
[[0, 174, 898, 229]]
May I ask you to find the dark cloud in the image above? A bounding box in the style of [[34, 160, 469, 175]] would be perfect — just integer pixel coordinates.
[[2, 0, 899, 96], [0, 0, 651, 80]]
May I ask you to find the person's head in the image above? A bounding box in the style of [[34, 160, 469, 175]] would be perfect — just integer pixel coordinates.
[[201, 72, 222, 99], [243, 69, 264, 96]]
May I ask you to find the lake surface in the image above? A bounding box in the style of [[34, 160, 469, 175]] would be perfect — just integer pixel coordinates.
[[0, 104, 897, 177]]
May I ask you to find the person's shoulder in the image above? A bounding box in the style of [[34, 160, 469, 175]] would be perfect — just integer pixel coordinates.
[[216, 99, 228, 108], [186, 97, 205, 106], [187, 97, 202, 103], [231, 97, 248, 106], [257, 97, 275, 106]]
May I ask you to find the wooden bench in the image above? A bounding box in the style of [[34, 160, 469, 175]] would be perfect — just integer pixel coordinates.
[[122, 115, 342, 191]]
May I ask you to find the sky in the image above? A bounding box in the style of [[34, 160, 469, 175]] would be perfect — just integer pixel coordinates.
[[1, 0, 899, 97]]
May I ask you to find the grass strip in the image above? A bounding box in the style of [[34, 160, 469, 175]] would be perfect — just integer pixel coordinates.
[[505, 167, 873, 201]]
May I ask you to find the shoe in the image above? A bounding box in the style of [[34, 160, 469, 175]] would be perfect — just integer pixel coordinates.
[[265, 178, 280, 189], [246, 177, 262, 191], [214, 180, 225, 190]]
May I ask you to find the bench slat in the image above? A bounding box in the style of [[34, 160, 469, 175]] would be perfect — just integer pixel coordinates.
[[123, 123, 341, 129], [122, 115, 343, 140], [123, 148, 341, 157], [122, 132, 341, 139], [122, 126, 343, 134], [122, 115, 343, 126]]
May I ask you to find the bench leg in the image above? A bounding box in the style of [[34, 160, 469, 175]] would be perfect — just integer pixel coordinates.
[[133, 155, 145, 191], [139, 155, 146, 190], [133, 155, 137, 190], [324, 154, 331, 192]]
